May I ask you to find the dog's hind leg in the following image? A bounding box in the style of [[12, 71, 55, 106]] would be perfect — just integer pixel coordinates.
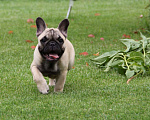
[[54, 70, 67, 92], [49, 78, 56, 86]]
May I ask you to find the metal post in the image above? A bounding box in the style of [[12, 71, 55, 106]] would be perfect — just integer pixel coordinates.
[[66, 0, 74, 19]]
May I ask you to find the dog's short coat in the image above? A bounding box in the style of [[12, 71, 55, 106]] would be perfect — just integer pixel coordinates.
[[30, 17, 75, 94]]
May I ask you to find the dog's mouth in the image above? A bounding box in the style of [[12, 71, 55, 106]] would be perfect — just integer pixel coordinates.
[[43, 53, 59, 61]]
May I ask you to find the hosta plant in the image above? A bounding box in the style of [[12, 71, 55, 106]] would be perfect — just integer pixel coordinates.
[[92, 33, 150, 83]]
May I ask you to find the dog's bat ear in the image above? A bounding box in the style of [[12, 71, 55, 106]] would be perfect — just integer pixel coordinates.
[[58, 19, 69, 38], [36, 17, 46, 37]]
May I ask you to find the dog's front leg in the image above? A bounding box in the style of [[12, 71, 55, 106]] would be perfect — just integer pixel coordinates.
[[54, 70, 68, 92], [31, 65, 49, 94]]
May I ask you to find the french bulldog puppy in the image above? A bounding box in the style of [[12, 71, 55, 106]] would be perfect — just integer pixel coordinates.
[[30, 17, 75, 94]]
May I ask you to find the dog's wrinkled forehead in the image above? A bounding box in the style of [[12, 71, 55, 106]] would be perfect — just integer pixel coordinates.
[[38, 28, 65, 41]]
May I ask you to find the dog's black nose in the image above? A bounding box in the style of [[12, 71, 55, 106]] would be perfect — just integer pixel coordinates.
[[49, 41, 56, 46]]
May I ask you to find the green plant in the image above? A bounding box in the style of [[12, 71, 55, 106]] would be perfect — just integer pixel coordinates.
[[92, 33, 150, 83]]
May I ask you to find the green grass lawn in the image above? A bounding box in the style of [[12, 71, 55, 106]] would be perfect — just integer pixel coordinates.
[[0, 0, 150, 119]]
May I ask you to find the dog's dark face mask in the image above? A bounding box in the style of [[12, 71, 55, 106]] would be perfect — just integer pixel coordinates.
[[39, 32, 65, 61], [36, 17, 69, 62]]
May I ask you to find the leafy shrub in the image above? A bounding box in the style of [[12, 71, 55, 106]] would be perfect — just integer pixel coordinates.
[[92, 33, 150, 83]]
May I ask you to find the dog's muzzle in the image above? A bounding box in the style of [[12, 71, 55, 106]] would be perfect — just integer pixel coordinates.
[[43, 53, 59, 60], [40, 41, 64, 61]]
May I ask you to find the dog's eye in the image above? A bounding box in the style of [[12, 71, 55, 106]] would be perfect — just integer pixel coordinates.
[[58, 36, 63, 43], [41, 36, 47, 43]]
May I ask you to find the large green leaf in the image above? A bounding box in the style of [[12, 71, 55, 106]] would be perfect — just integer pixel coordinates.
[[146, 44, 150, 53], [140, 32, 148, 50], [125, 69, 135, 79], [127, 51, 144, 64], [104, 55, 117, 72], [145, 54, 150, 66], [128, 51, 144, 58], [129, 62, 142, 73], [120, 39, 141, 52], [120, 39, 131, 52], [92, 50, 120, 65], [93, 57, 109, 66], [110, 60, 124, 67]]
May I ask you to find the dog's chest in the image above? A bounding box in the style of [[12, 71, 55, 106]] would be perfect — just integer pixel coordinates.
[[38, 61, 60, 78]]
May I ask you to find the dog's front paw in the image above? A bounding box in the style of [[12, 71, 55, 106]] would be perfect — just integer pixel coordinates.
[[54, 87, 63, 92], [37, 83, 49, 94]]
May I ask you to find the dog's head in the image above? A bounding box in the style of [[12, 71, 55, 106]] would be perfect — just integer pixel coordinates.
[[36, 17, 69, 61]]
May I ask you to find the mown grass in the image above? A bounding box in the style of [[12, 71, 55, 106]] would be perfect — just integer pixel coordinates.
[[0, 0, 150, 119]]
